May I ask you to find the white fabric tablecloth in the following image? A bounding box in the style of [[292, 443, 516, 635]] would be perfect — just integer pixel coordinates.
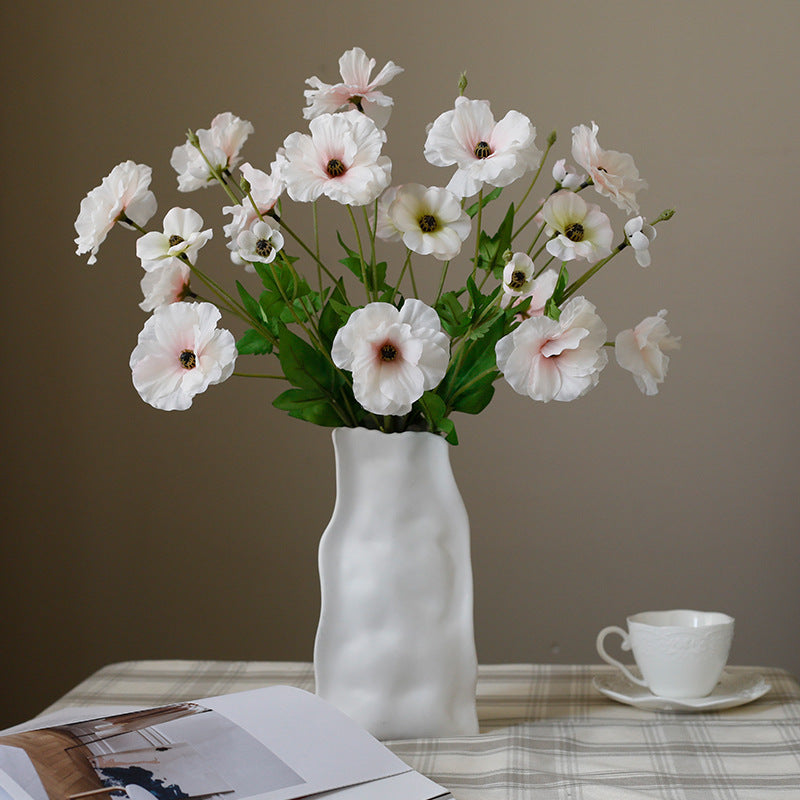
[[43, 661, 800, 799]]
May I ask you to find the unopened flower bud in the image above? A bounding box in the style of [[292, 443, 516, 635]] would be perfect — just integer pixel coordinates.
[[186, 129, 200, 148], [502, 249, 514, 265], [547, 130, 557, 147], [457, 71, 468, 96], [239, 176, 252, 195]]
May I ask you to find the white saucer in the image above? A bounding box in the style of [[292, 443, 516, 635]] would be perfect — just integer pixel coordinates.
[[593, 670, 771, 712]]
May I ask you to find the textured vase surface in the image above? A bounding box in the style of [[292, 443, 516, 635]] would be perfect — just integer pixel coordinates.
[[314, 427, 479, 739]]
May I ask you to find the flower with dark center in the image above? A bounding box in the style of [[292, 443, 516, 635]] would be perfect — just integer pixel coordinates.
[[564, 222, 585, 242], [379, 343, 398, 361], [326, 158, 346, 177], [418, 214, 438, 233], [179, 350, 197, 370], [474, 140, 492, 159], [255, 239, 273, 259], [168, 234, 185, 247]]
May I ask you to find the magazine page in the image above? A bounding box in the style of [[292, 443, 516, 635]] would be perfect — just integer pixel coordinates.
[[0, 686, 448, 800]]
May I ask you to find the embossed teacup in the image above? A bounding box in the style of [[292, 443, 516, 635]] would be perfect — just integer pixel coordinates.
[[596, 609, 735, 698]]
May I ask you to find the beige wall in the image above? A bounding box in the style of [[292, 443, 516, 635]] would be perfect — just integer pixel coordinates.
[[2, 0, 798, 728]]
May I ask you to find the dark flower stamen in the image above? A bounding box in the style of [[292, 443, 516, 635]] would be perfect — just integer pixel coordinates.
[[326, 158, 346, 177], [508, 270, 527, 289], [179, 350, 197, 370], [169, 234, 185, 247], [564, 222, 585, 242], [419, 214, 438, 233], [255, 239, 273, 259], [380, 343, 398, 362], [474, 140, 492, 159]]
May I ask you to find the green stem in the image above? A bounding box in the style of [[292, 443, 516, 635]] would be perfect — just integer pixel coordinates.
[[187, 134, 241, 205], [406, 250, 419, 297], [312, 201, 322, 296], [515, 133, 556, 215], [434, 258, 452, 305], [389, 250, 412, 305], [269, 211, 339, 285], [347, 205, 372, 302], [233, 372, 288, 380], [472, 187, 484, 281]]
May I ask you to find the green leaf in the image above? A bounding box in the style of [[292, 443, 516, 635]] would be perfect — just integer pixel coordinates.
[[544, 297, 561, 321], [277, 325, 337, 393], [236, 329, 273, 355], [272, 388, 344, 427], [465, 186, 502, 218], [435, 290, 470, 338], [236, 280, 265, 324], [552, 263, 569, 305], [319, 280, 351, 348], [474, 201, 515, 276], [416, 391, 458, 445], [450, 375, 497, 414]]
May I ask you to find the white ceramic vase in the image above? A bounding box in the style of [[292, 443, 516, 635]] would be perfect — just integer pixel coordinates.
[[314, 427, 479, 740]]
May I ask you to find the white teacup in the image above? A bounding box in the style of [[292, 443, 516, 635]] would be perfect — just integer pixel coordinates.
[[596, 609, 734, 698]]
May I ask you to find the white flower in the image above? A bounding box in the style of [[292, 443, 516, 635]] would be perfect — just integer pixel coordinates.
[[624, 216, 657, 267], [615, 309, 680, 396], [277, 110, 391, 206], [424, 97, 542, 198], [75, 161, 157, 265], [502, 266, 560, 320], [135, 207, 213, 271], [542, 190, 613, 262], [139, 260, 191, 312], [171, 112, 254, 192], [386, 184, 471, 260], [502, 252, 536, 295], [373, 186, 402, 242], [552, 158, 584, 190], [304, 46, 403, 129], [235, 218, 285, 271], [331, 299, 450, 416], [130, 302, 237, 411], [496, 296, 608, 402], [571, 121, 647, 213]]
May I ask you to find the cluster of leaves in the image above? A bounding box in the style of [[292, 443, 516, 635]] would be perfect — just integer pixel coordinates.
[[232, 191, 546, 445]]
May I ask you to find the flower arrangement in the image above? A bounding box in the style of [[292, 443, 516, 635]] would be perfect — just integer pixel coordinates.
[[75, 47, 678, 444]]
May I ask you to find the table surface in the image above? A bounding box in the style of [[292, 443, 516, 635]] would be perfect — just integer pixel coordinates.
[[43, 661, 800, 800]]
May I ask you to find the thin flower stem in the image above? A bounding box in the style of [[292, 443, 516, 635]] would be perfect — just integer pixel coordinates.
[[187, 134, 241, 206], [389, 250, 412, 305], [363, 204, 377, 267], [472, 187, 484, 282], [514, 200, 546, 244], [347, 205, 372, 302], [515, 133, 556, 214], [434, 258, 452, 305], [533, 254, 557, 279], [312, 201, 322, 296], [526, 218, 547, 256], [406, 250, 419, 297], [269, 211, 338, 284], [530, 232, 556, 261], [233, 372, 289, 380]]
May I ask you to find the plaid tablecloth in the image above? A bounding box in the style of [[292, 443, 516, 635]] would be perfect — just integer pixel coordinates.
[[43, 662, 800, 799]]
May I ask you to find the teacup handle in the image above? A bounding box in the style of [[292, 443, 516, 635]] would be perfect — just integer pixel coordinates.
[[596, 625, 648, 687]]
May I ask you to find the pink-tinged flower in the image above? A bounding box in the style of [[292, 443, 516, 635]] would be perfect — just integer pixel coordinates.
[[171, 112, 254, 192], [75, 161, 157, 265], [130, 302, 237, 411], [139, 260, 191, 312], [542, 190, 613, 262], [496, 296, 608, 402], [331, 299, 450, 416], [135, 207, 213, 271], [373, 186, 402, 242], [304, 46, 403, 129], [571, 122, 647, 213], [501, 259, 559, 320], [615, 309, 680, 395], [235, 218, 284, 271], [424, 97, 542, 198], [624, 216, 657, 267], [386, 184, 471, 260], [277, 110, 391, 206]]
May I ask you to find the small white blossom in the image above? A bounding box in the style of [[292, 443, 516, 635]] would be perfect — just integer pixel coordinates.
[[615, 309, 680, 395], [277, 110, 391, 206], [75, 161, 157, 265], [496, 296, 608, 402], [424, 97, 542, 198], [235, 218, 285, 271], [304, 47, 403, 129], [501, 266, 560, 320], [139, 261, 191, 312], [542, 190, 613, 262], [624, 216, 657, 267], [571, 121, 647, 213], [386, 184, 471, 260], [552, 158, 584, 190], [502, 252, 536, 295], [373, 186, 402, 242], [331, 299, 450, 416], [171, 112, 254, 192], [130, 302, 237, 411], [135, 207, 213, 271]]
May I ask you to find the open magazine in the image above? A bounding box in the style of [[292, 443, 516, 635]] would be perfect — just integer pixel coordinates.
[[0, 686, 453, 800]]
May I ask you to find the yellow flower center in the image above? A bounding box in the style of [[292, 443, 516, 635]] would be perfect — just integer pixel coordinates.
[[179, 350, 197, 370], [474, 140, 492, 159], [508, 270, 527, 289], [564, 222, 585, 242], [326, 158, 346, 177], [419, 214, 438, 233]]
